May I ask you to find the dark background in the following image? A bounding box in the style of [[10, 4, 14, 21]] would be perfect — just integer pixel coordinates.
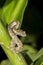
[[0, 0, 43, 62]]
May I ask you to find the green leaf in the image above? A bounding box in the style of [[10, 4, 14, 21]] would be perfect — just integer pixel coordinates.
[[23, 45, 37, 62], [29, 48, 43, 62], [23, 45, 43, 62], [32, 48, 43, 62], [0, 0, 28, 27], [1, 59, 12, 65], [35, 55, 43, 65]]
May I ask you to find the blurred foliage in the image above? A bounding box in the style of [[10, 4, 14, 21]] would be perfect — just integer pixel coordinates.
[[1, 59, 12, 65], [34, 55, 43, 65], [0, 0, 28, 27]]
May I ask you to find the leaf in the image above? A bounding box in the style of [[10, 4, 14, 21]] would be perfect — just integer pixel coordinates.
[[35, 55, 43, 65], [23, 45, 37, 61], [0, 0, 28, 27], [32, 48, 43, 62], [23, 45, 43, 62], [1, 59, 12, 65], [27, 48, 43, 62]]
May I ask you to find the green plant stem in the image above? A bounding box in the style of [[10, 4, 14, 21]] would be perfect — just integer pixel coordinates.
[[0, 21, 28, 65], [0, 0, 28, 65]]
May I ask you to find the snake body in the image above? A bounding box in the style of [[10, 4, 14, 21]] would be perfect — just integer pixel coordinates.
[[8, 21, 26, 53]]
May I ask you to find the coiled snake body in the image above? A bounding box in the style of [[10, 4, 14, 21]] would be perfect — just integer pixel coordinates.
[[8, 21, 26, 53]]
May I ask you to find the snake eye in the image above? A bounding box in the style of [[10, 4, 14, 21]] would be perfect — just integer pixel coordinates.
[[15, 44, 18, 47]]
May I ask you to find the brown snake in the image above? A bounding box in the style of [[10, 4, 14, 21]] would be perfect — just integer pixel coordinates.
[[8, 21, 26, 53]]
